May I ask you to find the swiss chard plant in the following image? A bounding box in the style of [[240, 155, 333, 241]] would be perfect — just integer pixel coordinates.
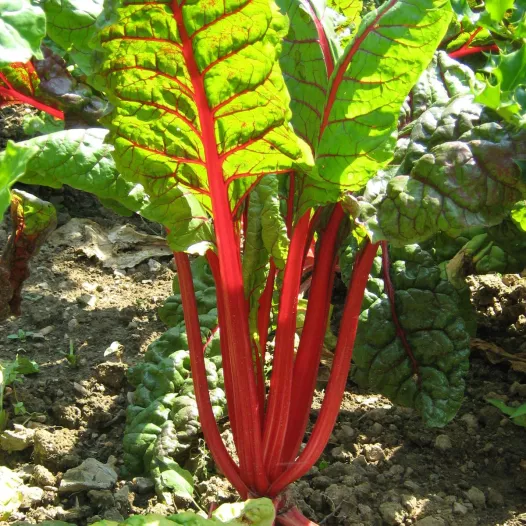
[[1, 0, 526, 523]]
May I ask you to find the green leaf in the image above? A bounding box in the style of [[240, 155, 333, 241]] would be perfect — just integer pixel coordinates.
[[42, 0, 104, 74], [277, 0, 341, 151], [157, 457, 194, 500], [484, 0, 514, 24], [511, 200, 526, 231], [314, 0, 452, 193], [94, 0, 312, 245], [0, 141, 39, 216], [351, 95, 526, 245], [15, 356, 39, 376], [0, 0, 46, 66], [353, 244, 471, 427], [475, 46, 526, 129]]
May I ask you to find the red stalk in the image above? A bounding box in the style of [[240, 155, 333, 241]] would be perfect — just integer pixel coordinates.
[[262, 211, 311, 481], [448, 44, 499, 59], [174, 252, 249, 499], [0, 73, 64, 120], [258, 260, 277, 351], [304, 0, 334, 77], [172, 2, 267, 493], [268, 240, 380, 496], [277, 506, 318, 526], [205, 250, 241, 445], [279, 204, 345, 468], [286, 174, 295, 237]]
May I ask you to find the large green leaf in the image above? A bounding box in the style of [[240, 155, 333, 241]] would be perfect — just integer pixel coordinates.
[[314, 0, 452, 193], [351, 95, 526, 245], [42, 0, 104, 74], [0, 0, 46, 66], [353, 244, 470, 427], [277, 0, 341, 151], [0, 129, 213, 253], [94, 0, 312, 241]]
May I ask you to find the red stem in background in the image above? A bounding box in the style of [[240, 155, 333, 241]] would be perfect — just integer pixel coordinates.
[[380, 241, 421, 385], [174, 252, 249, 499], [0, 73, 64, 120], [286, 174, 295, 237], [268, 240, 380, 496], [258, 260, 277, 351], [279, 204, 344, 469], [262, 211, 311, 481], [448, 44, 499, 59], [206, 250, 242, 444], [172, 1, 267, 493]]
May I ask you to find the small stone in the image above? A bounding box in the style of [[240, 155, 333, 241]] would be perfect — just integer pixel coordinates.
[[59, 458, 118, 493], [403, 480, 421, 492], [32, 465, 56, 487], [19, 486, 44, 508], [434, 434, 452, 451], [88, 489, 115, 509], [134, 477, 155, 494], [94, 362, 127, 389], [453, 502, 468, 515], [379, 501, 407, 525], [103, 508, 124, 522], [114, 269, 126, 278], [487, 487, 504, 507], [364, 444, 385, 462], [460, 413, 478, 430], [414, 516, 445, 526], [77, 294, 97, 307], [466, 486, 486, 508], [73, 382, 90, 397], [401, 494, 418, 512], [148, 259, 162, 273], [0, 425, 35, 451], [370, 422, 384, 436], [68, 318, 79, 332], [510, 382, 526, 397], [82, 282, 98, 293], [331, 446, 351, 461]]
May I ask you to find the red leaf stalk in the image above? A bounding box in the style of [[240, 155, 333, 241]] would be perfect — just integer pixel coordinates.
[[262, 211, 311, 481], [448, 44, 499, 59], [268, 240, 380, 496], [0, 72, 64, 120], [279, 204, 345, 470], [174, 252, 249, 498], [172, 1, 268, 493]]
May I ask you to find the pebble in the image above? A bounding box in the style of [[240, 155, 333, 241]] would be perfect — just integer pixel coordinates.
[[487, 487, 504, 507], [364, 444, 385, 462], [510, 382, 526, 397], [0, 425, 35, 452], [77, 294, 97, 307], [73, 382, 90, 397], [453, 502, 468, 515], [32, 465, 56, 487], [20, 486, 44, 508], [370, 422, 384, 436], [148, 259, 162, 273], [434, 434, 452, 451], [414, 517, 445, 526], [114, 269, 126, 278], [378, 501, 407, 525], [466, 486, 486, 508], [68, 318, 79, 331], [59, 458, 118, 493], [134, 476, 155, 494]]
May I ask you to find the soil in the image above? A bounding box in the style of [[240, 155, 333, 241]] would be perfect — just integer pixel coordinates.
[[0, 106, 525, 526]]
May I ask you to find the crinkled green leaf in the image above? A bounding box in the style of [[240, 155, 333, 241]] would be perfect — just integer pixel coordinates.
[[351, 94, 526, 245], [94, 0, 312, 241], [277, 0, 341, 151], [0, 141, 38, 216], [314, 0, 452, 193], [353, 244, 470, 427], [0, 0, 46, 66], [42, 0, 103, 74]]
